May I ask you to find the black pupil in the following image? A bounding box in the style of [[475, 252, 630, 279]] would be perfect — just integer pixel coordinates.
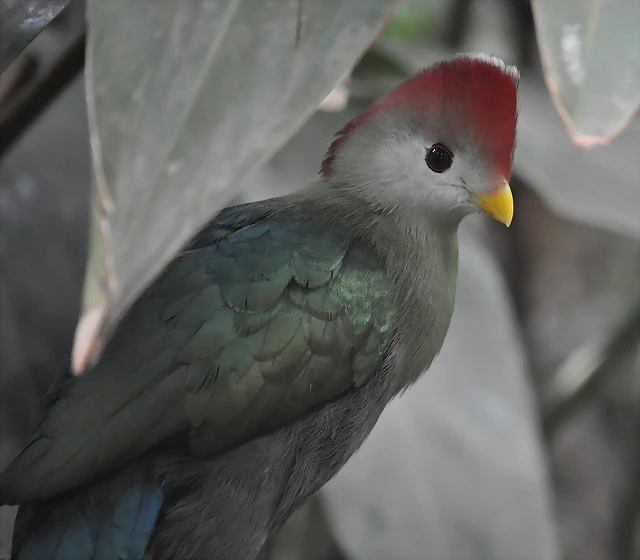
[[427, 145, 452, 172]]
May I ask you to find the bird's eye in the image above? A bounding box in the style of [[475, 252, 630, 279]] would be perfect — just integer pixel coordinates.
[[425, 143, 454, 173]]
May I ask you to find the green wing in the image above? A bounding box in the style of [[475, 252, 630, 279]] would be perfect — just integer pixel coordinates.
[[1, 209, 395, 502]]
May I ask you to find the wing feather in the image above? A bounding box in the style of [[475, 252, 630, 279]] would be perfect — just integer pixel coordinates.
[[0, 214, 395, 502]]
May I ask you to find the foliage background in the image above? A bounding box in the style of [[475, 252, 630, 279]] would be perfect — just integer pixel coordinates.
[[1, 1, 638, 559]]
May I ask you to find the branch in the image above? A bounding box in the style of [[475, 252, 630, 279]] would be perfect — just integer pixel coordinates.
[[543, 299, 640, 437], [0, 0, 72, 73], [0, 30, 85, 159], [0, 52, 39, 106]]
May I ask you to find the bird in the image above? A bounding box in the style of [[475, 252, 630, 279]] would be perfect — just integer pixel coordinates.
[[0, 53, 519, 560]]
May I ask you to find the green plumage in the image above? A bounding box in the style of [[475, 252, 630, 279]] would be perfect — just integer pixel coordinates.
[[0, 50, 522, 559], [0, 49, 522, 560], [1, 187, 459, 560], [4, 191, 435, 501]]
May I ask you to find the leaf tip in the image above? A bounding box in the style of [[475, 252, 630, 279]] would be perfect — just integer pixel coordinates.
[[71, 304, 107, 375]]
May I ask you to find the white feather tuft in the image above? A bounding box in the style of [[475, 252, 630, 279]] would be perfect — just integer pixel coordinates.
[[453, 52, 520, 82]]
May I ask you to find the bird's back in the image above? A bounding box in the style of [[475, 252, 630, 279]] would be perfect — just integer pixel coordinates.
[[3, 196, 405, 559]]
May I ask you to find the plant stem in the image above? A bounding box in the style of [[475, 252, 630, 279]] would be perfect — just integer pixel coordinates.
[[0, 30, 85, 159], [543, 300, 640, 437]]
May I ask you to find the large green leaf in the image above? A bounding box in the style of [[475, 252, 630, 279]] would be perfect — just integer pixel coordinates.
[[73, 0, 398, 372], [0, 0, 71, 72], [531, 0, 640, 147]]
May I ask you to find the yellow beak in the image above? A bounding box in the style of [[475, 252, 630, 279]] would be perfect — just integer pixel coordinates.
[[476, 180, 514, 227]]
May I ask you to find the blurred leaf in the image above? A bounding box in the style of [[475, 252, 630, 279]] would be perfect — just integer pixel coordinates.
[[531, 0, 640, 147], [543, 297, 640, 436], [515, 82, 640, 239], [371, 41, 640, 238], [380, 0, 436, 44], [0, 0, 71, 72], [320, 224, 559, 560], [72, 0, 399, 372]]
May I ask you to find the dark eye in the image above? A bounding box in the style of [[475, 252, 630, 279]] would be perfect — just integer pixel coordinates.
[[425, 143, 454, 173]]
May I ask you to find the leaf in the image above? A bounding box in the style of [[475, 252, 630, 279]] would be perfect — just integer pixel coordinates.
[[515, 81, 640, 239], [319, 223, 559, 560], [73, 0, 399, 373], [0, 0, 71, 73], [379, 0, 437, 44], [531, 0, 640, 147]]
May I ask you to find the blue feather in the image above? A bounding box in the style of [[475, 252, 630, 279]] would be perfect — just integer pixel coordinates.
[[13, 467, 163, 560], [18, 513, 93, 560], [16, 508, 93, 560], [112, 482, 163, 558]]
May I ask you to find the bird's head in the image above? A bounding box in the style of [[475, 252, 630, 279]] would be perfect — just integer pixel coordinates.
[[321, 53, 519, 227]]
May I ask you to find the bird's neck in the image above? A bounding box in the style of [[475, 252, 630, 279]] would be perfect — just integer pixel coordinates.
[[290, 183, 460, 390], [373, 203, 460, 391]]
